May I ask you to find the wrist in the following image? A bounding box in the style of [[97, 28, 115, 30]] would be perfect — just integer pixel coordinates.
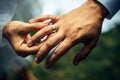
[[88, 0, 108, 18]]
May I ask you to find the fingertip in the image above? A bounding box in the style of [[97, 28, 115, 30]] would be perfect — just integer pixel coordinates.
[[45, 54, 57, 69], [45, 60, 55, 69], [34, 53, 44, 64], [45, 63, 51, 69], [27, 40, 33, 47], [29, 19, 35, 23], [27, 43, 33, 47], [45, 58, 53, 69], [73, 57, 79, 65], [34, 57, 40, 63], [73, 59, 79, 66], [73, 52, 83, 66]]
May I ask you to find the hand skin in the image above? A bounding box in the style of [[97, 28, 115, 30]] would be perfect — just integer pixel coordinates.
[[29, 0, 108, 68], [3, 21, 49, 57]]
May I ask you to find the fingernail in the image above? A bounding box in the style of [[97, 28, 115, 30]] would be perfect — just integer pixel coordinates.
[[27, 40, 33, 47], [73, 59, 80, 65], [74, 61, 79, 65], [34, 57, 43, 63], [45, 63, 51, 69], [45, 64, 49, 69], [43, 19, 51, 24], [34, 57, 39, 63], [29, 19, 35, 23]]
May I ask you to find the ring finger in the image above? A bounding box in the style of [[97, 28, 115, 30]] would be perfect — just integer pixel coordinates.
[[34, 32, 65, 63], [28, 24, 59, 46]]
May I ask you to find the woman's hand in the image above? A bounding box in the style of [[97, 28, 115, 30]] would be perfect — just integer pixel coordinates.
[[3, 21, 49, 57]]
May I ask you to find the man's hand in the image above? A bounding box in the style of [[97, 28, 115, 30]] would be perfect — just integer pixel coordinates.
[[3, 21, 49, 57], [29, 0, 108, 68]]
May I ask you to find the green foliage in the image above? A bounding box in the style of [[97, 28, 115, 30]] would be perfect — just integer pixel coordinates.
[[28, 24, 120, 80]]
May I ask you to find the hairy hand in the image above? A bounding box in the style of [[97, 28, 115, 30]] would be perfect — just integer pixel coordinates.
[[29, 0, 108, 68]]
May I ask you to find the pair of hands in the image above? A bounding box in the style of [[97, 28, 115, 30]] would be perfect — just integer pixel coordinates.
[[3, 0, 108, 68]]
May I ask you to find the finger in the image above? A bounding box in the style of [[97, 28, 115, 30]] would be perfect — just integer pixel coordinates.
[[34, 32, 64, 63], [23, 22, 49, 33], [45, 39, 73, 69], [28, 26, 52, 46], [18, 43, 43, 57], [29, 15, 59, 23], [28, 24, 59, 46], [73, 40, 96, 65], [24, 34, 31, 43]]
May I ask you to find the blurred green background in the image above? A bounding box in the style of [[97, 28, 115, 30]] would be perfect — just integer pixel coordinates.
[[11, 0, 120, 80]]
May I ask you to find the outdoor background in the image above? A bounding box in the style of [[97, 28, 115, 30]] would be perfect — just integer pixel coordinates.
[[12, 0, 120, 80]]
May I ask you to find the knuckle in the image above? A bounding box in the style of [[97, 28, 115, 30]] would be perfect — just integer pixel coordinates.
[[54, 48, 60, 55], [33, 23, 41, 29], [46, 40, 53, 47], [54, 49, 62, 57], [65, 38, 72, 45]]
